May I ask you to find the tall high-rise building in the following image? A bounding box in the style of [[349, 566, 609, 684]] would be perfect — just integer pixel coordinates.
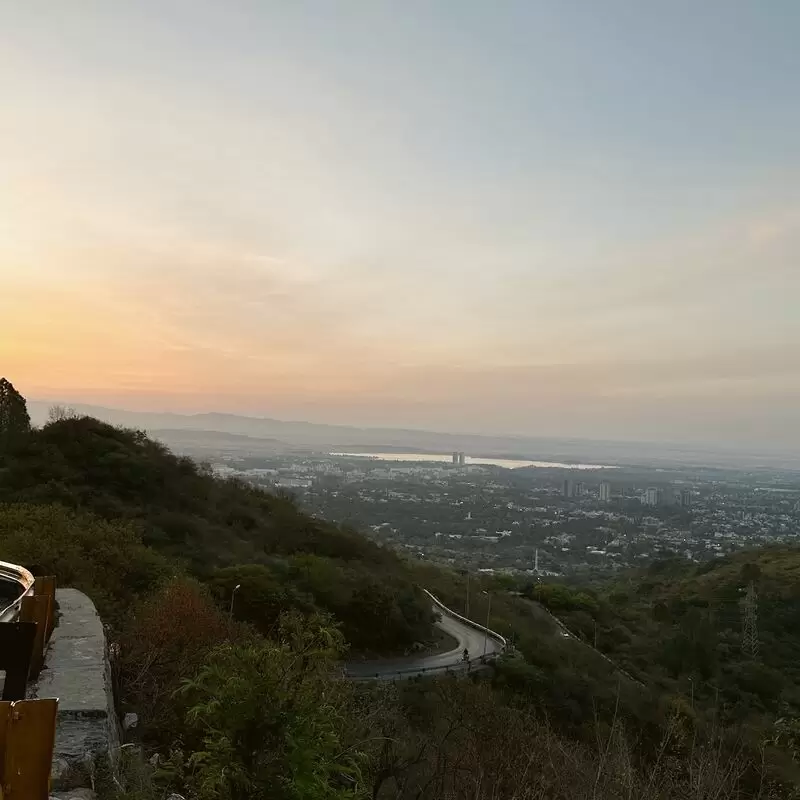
[[458, 452, 466, 466], [680, 488, 692, 509], [643, 487, 659, 507], [562, 479, 575, 498], [599, 481, 612, 502], [575, 481, 586, 496], [452, 452, 459, 465]]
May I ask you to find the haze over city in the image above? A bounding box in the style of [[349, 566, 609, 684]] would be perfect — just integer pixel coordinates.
[[2, 2, 798, 449], [5, 7, 800, 796]]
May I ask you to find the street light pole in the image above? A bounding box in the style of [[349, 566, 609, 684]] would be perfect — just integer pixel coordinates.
[[482, 591, 492, 658], [229, 583, 241, 620]]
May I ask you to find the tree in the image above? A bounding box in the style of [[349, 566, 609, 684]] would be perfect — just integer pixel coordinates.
[[178, 612, 365, 800], [0, 377, 30, 452], [0, 503, 172, 625], [210, 563, 314, 636], [117, 578, 236, 744], [47, 404, 78, 423]]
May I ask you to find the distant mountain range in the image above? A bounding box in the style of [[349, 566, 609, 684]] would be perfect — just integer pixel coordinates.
[[27, 400, 800, 471], [147, 429, 293, 457]]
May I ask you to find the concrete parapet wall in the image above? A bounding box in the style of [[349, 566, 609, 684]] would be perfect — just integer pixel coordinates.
[[32, 588, 119, 776]]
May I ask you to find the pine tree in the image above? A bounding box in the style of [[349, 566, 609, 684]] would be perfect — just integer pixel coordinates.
[[0, 377, 31, 452]]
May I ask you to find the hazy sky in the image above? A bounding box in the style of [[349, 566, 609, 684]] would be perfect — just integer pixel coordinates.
[[2, 2, 799, 446]]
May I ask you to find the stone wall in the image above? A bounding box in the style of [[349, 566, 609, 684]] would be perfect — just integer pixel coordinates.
[[32, 588, 120, 789]]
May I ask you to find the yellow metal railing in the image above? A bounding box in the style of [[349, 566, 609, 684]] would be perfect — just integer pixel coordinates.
[[0, 562, 34, 625], [0, 699, 58, 799], [0, 569, 59, 798]]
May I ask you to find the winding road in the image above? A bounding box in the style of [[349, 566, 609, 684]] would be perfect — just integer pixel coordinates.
[[1, 558, 504, 684], [344, 595, 505, 680]]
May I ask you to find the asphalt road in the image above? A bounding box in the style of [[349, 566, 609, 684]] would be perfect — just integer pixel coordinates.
[[344, 602, 504, 680]]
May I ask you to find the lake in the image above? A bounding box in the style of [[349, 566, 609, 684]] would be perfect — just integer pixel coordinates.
[[330, 452, 616, 470]]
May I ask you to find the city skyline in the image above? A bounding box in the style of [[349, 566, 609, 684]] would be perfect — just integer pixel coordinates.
[[2, 2, 799, 447]]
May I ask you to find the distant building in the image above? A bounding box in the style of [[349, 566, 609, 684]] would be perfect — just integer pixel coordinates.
[[662, 488, 678, 506], [575, 481, 586, 496], [680, 488, 692, 509], [599, 481, 612, 502], [452, 452, 459, 465], [458, 452, 466, 466], [643, 487, 660, 507], [275, 477, 313, 489], [562, 479, 575, 498]]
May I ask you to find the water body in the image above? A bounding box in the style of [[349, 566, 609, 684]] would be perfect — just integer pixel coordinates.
[[331, 452, 616, 470]]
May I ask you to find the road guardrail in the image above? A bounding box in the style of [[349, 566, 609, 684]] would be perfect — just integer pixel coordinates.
[[0, 559, 35, 624], [345, 589, 507, 681], [1, 562, 56, 698], [0, 560, 59, 797], [422, 588, 507, 649]]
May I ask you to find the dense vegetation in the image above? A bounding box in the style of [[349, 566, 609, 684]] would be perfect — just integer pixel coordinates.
[[522, 551, 800, 746], [0, 411, 433, 653], [1, 379, 799, 799]]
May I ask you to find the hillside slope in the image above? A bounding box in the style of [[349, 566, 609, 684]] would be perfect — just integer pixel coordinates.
[[527, 548, 800, 724], [0, 416, 433, 652], [2, 408, 799, 795]]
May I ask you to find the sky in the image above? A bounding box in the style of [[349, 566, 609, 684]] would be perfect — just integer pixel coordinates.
[[1, 1, 799, 448]]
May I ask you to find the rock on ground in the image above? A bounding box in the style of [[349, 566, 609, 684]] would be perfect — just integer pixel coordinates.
[[50, 790, 97, 800]]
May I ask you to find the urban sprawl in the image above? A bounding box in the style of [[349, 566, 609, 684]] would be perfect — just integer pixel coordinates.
[[208, 451, 800, 577]]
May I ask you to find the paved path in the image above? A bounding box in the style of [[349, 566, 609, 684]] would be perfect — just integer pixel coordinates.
[[344, 602, 504, 680]]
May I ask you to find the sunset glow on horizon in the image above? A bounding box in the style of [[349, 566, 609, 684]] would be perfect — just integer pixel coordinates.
[[2, 2, 799, 446]]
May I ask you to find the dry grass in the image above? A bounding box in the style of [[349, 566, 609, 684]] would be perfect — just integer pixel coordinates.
[[366, 680, 790, 800]]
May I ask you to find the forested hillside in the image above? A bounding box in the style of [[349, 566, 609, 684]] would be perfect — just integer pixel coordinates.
[[1, 381, 799, 799], [525, 550, 800, 724], [0, 414, 433, 651]]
